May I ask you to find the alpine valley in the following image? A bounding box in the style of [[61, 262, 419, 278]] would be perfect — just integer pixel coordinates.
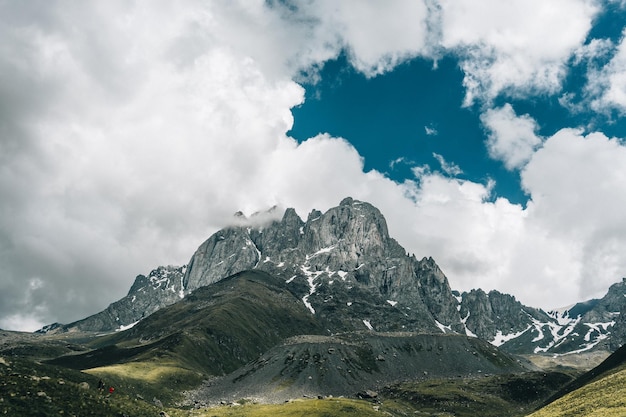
[[2, 198, 626, 416]]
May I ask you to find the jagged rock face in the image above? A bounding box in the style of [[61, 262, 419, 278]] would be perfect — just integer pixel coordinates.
[[183, 227, 260, 291], [417, 258, 464, 333], [612, 300, 626, 351], [574, 278, 626, 352], [181, 197, 455, 333], [461, 290, 544, 340], [459, 289, 554, 352], [59, 266, 186, 333], [459, 289, 495, 337], [458, 279, 626, 354]]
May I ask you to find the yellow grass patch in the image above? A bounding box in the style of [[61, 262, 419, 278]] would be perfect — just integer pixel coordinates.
[[85, 361, 197, 384], [178, 398, 393, 417]]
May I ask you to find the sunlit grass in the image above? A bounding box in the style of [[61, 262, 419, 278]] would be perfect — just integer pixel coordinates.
[[84, 360, 205, 405], [85, 361, 197, 384], [172, 397, 403, 417], [528, 368, 626, 417]]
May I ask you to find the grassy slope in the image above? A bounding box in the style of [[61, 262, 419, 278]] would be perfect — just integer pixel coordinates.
[[84, 360, 205, 405], [527, 367, 626, 417], [527, 344, 626, 416], [25, 269, 590, 415], [381, 371, 577, 417], [47, 270, 325, 404], [4, 355, 578, 417], [0, 356, 163, 417]]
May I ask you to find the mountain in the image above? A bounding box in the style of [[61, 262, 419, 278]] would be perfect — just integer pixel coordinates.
[[49, 197, 458, 336], [43, 197, 626, 355]]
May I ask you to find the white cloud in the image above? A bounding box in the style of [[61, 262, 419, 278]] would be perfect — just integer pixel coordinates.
[[521, 129, 626, 302], [481, 104, 542, 170], [588, 29, 626, 113], [573, 38, 614, 65], [296, 0, 431, 77], [0, 0, 436, 329], [392, 128, 626, 308], [389, 157, 408, 170], [424, 125, 438, 136], [438, 0, 598, 104], [432, 153, 463, 176], [392, 172, 537, 301], [0, 2, 308, 328]]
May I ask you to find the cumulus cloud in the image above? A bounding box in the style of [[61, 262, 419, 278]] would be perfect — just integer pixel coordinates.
[[390, 126, 626, 308], [521, 129, 626, 299], [588, 29, 626, 113], [0, 0, 433, 330], [572, 38, 614, 65], [289, 0, 431, 77], [481, 104, 542, 170], [438, 0, 598, 104]]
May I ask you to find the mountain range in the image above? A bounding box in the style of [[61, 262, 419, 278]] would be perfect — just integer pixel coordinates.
[[3, 197, 626, 415], [43, 197, 625, 356]]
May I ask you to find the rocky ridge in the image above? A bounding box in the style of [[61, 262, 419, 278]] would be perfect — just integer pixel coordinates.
[[44, 198, 626, 354]]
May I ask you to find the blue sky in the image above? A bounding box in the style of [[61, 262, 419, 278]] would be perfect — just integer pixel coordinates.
[[289, 2, 626, 207], [1, 1, 626, 331], [289, 53, 528, 204]]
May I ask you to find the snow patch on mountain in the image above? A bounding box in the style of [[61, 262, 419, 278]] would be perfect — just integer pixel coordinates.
[[435, 320, 453, 333], [300, 265, 330, 314], [306, 245, 336, 261], [492, 327, 531, 347], [459, 312, 477, 337], [116, 320, 139, 332], [531, 316, 582, 353]]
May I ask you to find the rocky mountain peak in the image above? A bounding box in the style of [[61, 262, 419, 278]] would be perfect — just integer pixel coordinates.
[[46, 198, 626, 355], [62, 198, 456, 335]]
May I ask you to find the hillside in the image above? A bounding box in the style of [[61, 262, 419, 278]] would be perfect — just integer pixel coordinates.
[[46, 269, 538, 405], [528, 343, 626, 416], [49, 271, 325, 376], [185, 332, 529, 405]]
